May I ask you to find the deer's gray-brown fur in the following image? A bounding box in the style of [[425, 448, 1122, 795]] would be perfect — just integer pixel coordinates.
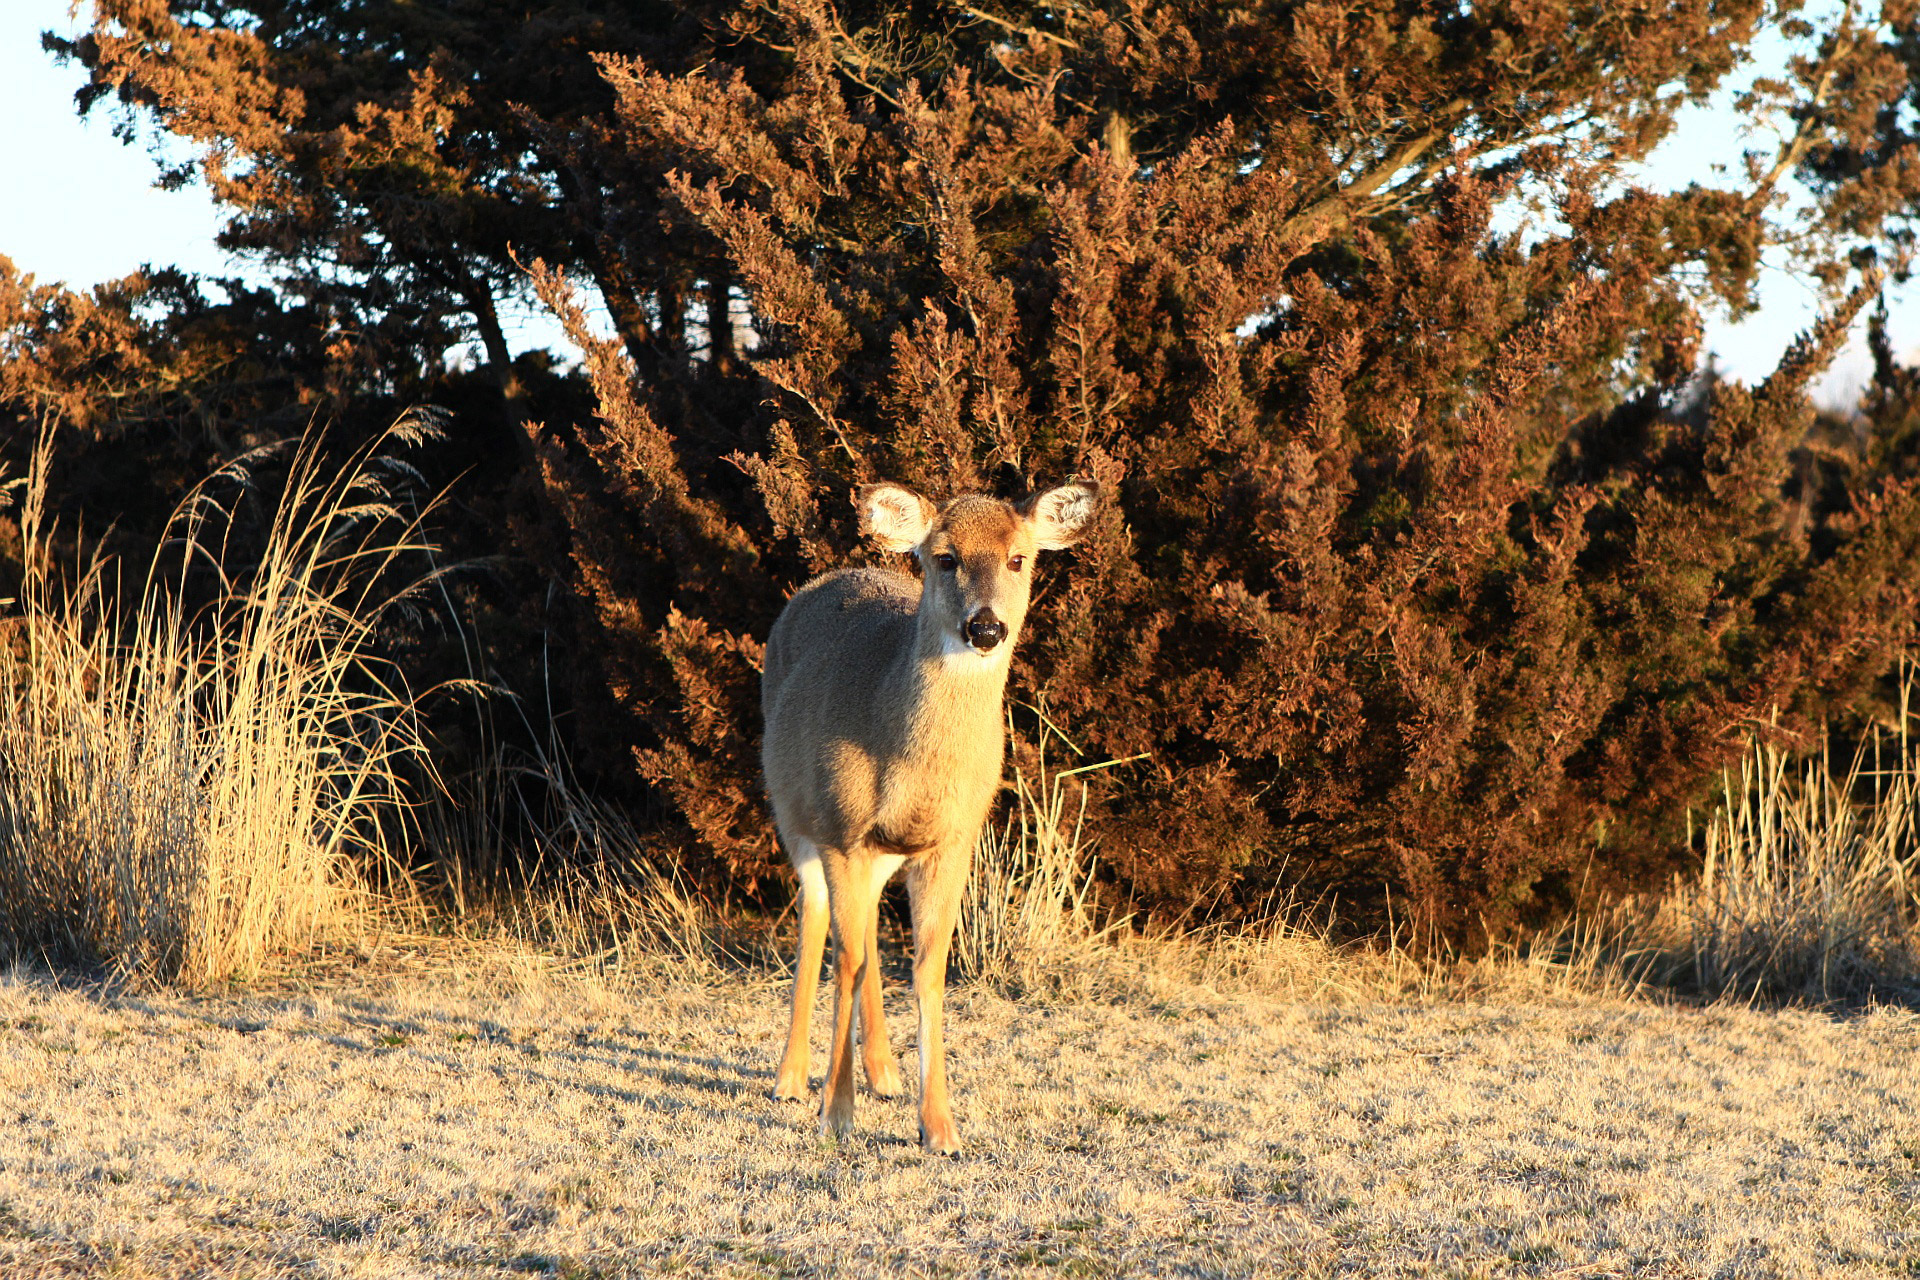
[[762, 480, 1099, 1152]]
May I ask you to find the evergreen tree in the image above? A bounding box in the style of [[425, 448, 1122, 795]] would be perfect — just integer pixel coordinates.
[[18, 1, 1920, 934]]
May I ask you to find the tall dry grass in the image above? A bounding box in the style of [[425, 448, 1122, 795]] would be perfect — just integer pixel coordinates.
[[416, 675, 1920, 1011], [0, 421, 437, 987], [1647, 695, 1920, 1004], [948, 715, 1657, 1005], [950, 719, 1136, 998], [415, 706, 732, 978]]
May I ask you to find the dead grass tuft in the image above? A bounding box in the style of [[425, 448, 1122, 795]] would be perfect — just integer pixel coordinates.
[[952, 722, 1133, 999], [948, 719, 1657, 1011], [947, 684, 1920, 1013], [415, 726, 757, 985], [1633, 698, 1920, 1006], [396, 674, 1920, 1021], [0, 419, 437, 988]]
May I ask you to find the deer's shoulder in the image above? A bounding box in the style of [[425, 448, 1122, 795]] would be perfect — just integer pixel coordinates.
[[782, 567, 919, 620]]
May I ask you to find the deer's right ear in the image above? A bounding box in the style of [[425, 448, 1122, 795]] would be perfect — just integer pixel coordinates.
[[856, 483, 936, 552]]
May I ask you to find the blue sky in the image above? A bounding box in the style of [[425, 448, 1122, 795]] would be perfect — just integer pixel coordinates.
[[0, 0, 1906, 407], [1, 2, 234, 283]]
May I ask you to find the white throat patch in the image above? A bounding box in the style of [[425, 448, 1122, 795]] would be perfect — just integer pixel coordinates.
[[937, 630, 1013, 668]]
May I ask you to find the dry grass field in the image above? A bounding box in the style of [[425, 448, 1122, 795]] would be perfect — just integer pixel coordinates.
[[0, 946, 1912, 1280], [0, 431, 1915, 1278]]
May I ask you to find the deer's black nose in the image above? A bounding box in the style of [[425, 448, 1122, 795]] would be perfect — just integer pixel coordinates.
[[963, 609, 1006, 652]]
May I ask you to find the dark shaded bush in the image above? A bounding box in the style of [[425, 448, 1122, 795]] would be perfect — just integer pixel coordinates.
[[512, 2, 1920, 936]]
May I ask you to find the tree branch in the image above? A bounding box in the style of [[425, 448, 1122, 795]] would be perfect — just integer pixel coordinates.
[[1276, 100, 1473, 248], [956, 4, 1080, 51]]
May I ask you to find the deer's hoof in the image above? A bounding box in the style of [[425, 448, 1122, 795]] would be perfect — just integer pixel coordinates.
[[772, 1057, 810, 1100], [865, 1057, 906, 1097], [919, 1118, 963, 1156], [820, 1101, 856, 1139]]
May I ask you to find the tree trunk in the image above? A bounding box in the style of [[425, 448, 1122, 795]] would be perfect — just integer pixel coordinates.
[[705, 270, 735, 376], [458, 270, 534, 465]]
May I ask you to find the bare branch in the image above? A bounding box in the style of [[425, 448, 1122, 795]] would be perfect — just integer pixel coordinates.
[[955, 4, 1080, 51]]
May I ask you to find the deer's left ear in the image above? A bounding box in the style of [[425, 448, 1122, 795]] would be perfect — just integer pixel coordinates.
[[1020, 480, 1101, 550]]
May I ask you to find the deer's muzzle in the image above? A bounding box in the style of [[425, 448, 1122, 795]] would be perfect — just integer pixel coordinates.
[[963, 609, 1007, 652]]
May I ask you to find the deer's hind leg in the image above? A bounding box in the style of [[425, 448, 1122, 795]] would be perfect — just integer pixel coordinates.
[[774, 836, 827, 1101], [861, 854, 906, 1096]]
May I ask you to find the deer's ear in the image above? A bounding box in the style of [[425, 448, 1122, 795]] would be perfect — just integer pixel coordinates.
[[1021, 481, 1101, 550], [856, 483, 936, 552]]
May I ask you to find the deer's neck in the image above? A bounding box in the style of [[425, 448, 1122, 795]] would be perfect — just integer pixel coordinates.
[[889, 611, 1014, 745]]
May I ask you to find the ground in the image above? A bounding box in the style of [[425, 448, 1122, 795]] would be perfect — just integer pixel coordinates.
[[0, 951, 1912, 1278]]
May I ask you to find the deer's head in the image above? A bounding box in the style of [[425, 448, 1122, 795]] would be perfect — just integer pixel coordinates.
[[857, 480, 1101, 661]]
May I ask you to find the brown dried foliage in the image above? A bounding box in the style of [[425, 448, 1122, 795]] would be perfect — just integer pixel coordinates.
[[514, 1, 1920, 931], [24, 1, 1920, 935]]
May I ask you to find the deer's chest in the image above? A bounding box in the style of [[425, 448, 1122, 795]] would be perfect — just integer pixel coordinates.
[[867, 716, 1004, 850]]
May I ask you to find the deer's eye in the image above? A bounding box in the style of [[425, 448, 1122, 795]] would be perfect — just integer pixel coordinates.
[[934, 552, 958, 571], [1008, 555, 1026, 572]]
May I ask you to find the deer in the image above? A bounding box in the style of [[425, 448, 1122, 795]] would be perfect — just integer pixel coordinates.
[[761, 478, 1101, 1153]]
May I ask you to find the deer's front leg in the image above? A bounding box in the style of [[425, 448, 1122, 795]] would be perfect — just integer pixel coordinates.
[[907, 846, 971, 1155], [819, 850, 876, 1138]]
